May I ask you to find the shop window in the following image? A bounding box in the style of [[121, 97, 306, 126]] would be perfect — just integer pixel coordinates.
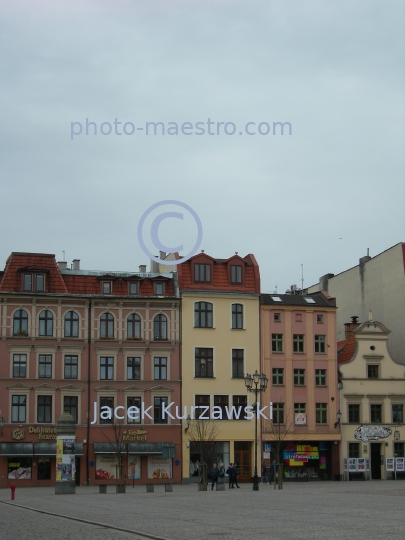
[[348, 443, 360, 458], [314, 335, 326, 353], [231, 304, 243, 329], [39, 310, 53, 336], [13, 354, 27, 378], [11, 395, 26, 423], [8, 458, 32, 480], [154, 357, 167, 380], [194, 302, 213, 328], [63, 396, 78, 423], [232, 349, 244, 378], [13, 309, 28, 336], [127, 313, 141, 339], [37, 458, 51, 480], [195, 348, 213, 378], [195, 395, 210, 419], [392, 404, 403, 424], [232, 395, 247, 420], [315, 369, 326, 386], [293, 334, 304, 353], [64, 311, 79, 337], [153, 314, 167, 340], [272, 368, 284, 386], [348, 404, 360, 423], [294, 369, 305, 386], [127, 397, 141, 424], [154, 396, 168, 424], [64, 356, 78, 379], [316, 403, 327, 424], [38, 355, 52, 378], [214, 395, 228, 420], [272, 334, 283, 353], [127, 357, 141, 380], [370, 404, 382, 423]]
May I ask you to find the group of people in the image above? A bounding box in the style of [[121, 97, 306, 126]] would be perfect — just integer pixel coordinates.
[[209, 462, 240, 490], [261, 460, 276, 485]]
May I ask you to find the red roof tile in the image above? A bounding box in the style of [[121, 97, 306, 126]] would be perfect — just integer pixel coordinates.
[[337, 338, 356, 364]]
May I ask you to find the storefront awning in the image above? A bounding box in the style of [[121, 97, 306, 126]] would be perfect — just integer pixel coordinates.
[[128, 442, 174, 455], [0, 442, 34, 457], [94, 442, 126, 454], [34, 442, 56, 456]]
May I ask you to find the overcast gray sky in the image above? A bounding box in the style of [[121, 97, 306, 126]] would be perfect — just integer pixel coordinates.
[[1, 0, 404, 292]]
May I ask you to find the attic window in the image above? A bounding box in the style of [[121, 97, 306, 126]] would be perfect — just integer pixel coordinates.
[[128, 282, 138, 295], [154, 282, 164, 295], [271, 296, 283, 302], [304, 297, 316, 304], [102, 281, 112, 294], [230, 265, 242, 284], [23, 273, 45, 292], [194, 264, 211, 283]]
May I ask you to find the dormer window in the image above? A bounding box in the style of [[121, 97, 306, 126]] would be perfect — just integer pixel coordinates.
[[154, 282, 164, 295], [194, 264, 211, 283], [23, 273, 45, 292], [230, 265, 242, 284], [102, 281, 112, 294], [128, 282, 138, 295]]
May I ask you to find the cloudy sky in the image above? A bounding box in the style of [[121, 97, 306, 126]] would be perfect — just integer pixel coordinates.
[[1, 0, 404, 292]]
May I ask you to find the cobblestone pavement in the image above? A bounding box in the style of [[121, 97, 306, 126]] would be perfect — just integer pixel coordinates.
[[1, 481, 404, 540]]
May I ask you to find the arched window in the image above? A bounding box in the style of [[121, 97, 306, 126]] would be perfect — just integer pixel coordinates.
[[153, 314, 167, 340], [39, 310, 53, 336], [127, 313, 141, 339], [13, 309, 28, 336], [64, 311, 79, 337], [100, 313, 114, 339], [231, 304, 243, 329], [194, 302, 213, 328]]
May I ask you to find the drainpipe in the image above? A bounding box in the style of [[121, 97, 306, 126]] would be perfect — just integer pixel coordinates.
[[86, 299, 92, 485]]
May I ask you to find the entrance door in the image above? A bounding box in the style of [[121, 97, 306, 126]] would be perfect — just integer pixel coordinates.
[[234, 442, 251, 481], [370, 443, 381, 479]]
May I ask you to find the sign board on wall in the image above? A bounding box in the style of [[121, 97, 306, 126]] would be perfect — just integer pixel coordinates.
[[295, 413, 306, 425], [147, 457, 172, 479]]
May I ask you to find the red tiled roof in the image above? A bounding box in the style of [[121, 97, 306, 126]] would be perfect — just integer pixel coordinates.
[[337, 338, 355, 364], [0, 253, 67, 293]]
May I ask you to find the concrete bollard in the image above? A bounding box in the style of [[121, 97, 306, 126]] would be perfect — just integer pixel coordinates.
[[146, 484, 154, 493], [165, 484, 173, 492], [99, 485, 107, 494], [217, 483, 225, 491]]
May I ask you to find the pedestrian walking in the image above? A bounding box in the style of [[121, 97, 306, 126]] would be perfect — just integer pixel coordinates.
[[218, 462, 225, 483], [210, 463, 219, 490], [232, 463, 240, 488], [269, 460, 275, 485], [226, 463, 234, 488], [260, 462, 269, 484]]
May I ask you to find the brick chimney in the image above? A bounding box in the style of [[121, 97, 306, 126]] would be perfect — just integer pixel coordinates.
[[344, 316, 360, 340]]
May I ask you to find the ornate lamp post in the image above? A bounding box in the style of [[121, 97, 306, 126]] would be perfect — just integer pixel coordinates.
[[244, 370, 268, 491]]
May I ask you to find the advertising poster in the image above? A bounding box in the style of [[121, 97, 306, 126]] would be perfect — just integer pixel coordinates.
[[343, 458, 348, 471], [295, 413, 306, 425], [395, 458, 404, 471], [128, 455, 141, 479], [96, 454, 120, 480], [348, 458, 357, 471], [357, 458, 366, 471], [386, 458, 395, 471], [148, 456, 172, 479], [365, 459, 370, 471], [56, 439, 63, 481]]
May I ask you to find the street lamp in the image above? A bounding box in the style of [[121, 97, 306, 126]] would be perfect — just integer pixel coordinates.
[[184, 415, 191, 434], [244, 370, 268, 491]]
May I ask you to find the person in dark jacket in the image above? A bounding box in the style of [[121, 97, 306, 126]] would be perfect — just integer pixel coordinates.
[[226, 463, 234, 488], [261, 462, 269, 484], [210, 464, 219, 490], [231, 463, 240, 488], [269, 460, 275, 485], [218, 462, 225, 483]]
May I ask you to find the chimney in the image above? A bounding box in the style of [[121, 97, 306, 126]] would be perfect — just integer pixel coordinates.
[[57, 261, 67, 270], [319, 273, 334, 292], [344, 316, 360, 340], [72, 259, 80, 270], [159, 251, 166, 260], [139, 265, 147, 273]]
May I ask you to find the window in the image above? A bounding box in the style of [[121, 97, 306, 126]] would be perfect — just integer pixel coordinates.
[[304, 297, 316, 304], [154, 396, 168, 424], [127, 313, 141, 339], [64, 311, 79, 337], [272, 368, 284, 386], [232, 395, 247, 420], [316, 403, 327, 424], [37, 395, 52, 423], [195, 395, 210, 419], [195, 348, 213, 377], [23, 273, 45, 292], [100, 357, 114, 380], [231, 304, 243, 329], [295, 313, 303, 322], [127, 357, 141, 380], [230, 265, 242, 284], [13, 354, 27, 378], [11, 395, 26, 422], [315, 369, 326, 386], [194, 302, 213, 328], [214, 395, 228, 420], [100, 397, 114, 423], [153, 314, 167, 340], [37, 457, 51, 480], [294, 403, 306, 413], [316, 315, 323, 324], [13, 309, 28, 335], [293, 334, 304, 353], [294, 369, 305, 386], [63, 396, 78, 423], [102, 281, 112, 294], [127, 397, 141, 424], [39, 310, 53, 336], [100, 313, 114, 339], [394, 443, 404, 457], [392, 404, 403, 424], [154, 357, 167, 380], [348, 443, 360, 458], [154, 282, 164, 295], [232, 349, 244, 378], [273, 403, 284, 424], [64, 356, 78, 379], [348, 404, 360, 423], [128, 282, 138, 295], [367, 365, 379, 379], [271, 334, 283, 353], [39, 355, 52, 378], [274, 313, 281, 322], [370, 404, 382, 423], [314, 335, 326, 353], [194, 263, 211, 283], [271, 296, 283, 302]]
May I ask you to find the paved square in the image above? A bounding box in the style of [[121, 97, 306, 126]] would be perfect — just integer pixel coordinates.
[[1, 481, 404, 539]]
